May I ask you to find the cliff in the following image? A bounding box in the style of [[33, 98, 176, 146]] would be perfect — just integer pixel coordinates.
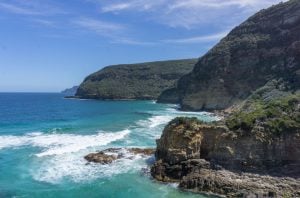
[[75, 59, 197, 100], [61, 86, 78, 96], [152, 74, 300, 197], [152, 102, 300, 197], [158, 0, 300, 111], [152, 1, 300, 196], [152, 64, 300, 196]]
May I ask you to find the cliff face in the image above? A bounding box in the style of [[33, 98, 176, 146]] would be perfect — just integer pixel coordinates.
[[76, 59, 197, 100], [152, 114, 300, 197], [159, 0, 300, 110], [61, 86, 78, 96], [151, 1, 300, 196], [153, 75, 300, 196]]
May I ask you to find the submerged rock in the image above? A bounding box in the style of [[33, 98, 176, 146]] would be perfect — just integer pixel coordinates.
[[101, 147, 155, 156], [84, 152, 117, 164], [84, 148, 155, 164]]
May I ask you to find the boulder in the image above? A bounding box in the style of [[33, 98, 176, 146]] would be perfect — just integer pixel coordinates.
[[84, 147, 155, 164], [84, 152, 117, 164]]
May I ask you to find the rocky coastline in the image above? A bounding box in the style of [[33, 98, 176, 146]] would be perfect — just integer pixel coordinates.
[[158, 0, 300, 111], [150, 1, 300, 195], [150, 117, 300, 197], [82, 1, 300, 197]]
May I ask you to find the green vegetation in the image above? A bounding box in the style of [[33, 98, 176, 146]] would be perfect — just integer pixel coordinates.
[[170, 117, 203, 126], [169, 0, 300, 111], [76, 59, 197, 100], [226, 93, 300, 135]]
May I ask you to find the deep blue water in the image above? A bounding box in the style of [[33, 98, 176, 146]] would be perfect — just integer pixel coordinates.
[[0, 93, 218, 198]]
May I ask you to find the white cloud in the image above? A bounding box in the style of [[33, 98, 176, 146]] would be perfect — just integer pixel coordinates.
[[0, 2, 42, 15], [163, 31, 229, 44], [101, 3, 132, 13], [72, 17, 157, 46], [98, 0, 287, 28], [0, 0, 67, 16], [111, 38, 157, 45], [100, 0, 165, 13], [73, 17, 125, 36], [0, 0, 288, 46], [32, 19, 56, 27], [168, 0, 284, 10]]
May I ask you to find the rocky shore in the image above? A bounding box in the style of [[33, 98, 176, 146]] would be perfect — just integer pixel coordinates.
[[151, 1, 300, 195], [81, 1, 300, 197], [151, 117, 300, 197]]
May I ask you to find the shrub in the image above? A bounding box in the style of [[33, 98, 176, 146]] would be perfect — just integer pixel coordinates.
[[225, 93, 300, 135]]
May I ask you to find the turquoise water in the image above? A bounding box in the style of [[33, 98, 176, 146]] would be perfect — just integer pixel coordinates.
[[0, 93, 218, 198]]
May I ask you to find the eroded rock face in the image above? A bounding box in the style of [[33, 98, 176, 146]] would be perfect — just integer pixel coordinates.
[[155, 117, 226, 165], [127, 148, 155, 156], [209, 131, 300, 174], [151, 117, 300, 197]]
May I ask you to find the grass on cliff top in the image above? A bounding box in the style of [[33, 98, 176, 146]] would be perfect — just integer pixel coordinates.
[[169, 117, 222, 130], [170, 117, 204, 127], [226, 93, 300, 135]]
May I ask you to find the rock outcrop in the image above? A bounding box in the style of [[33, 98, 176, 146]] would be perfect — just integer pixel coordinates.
[[159, 0, 300, 111], [151, 116, 300, 197], [76, 59, 196, 100], [84, 151, 117, 164], [84, 148, 155, 164], [179, 166, 300, 198], [127, 148, 155, 156]]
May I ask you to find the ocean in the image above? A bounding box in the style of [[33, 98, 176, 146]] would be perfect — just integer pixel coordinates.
[[0, 93, 218, 198]]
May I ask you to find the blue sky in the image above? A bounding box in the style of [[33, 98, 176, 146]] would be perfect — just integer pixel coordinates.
[[0, 0, 285, 92]]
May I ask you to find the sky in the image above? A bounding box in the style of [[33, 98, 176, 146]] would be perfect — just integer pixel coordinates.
[[0, 0, 286, 92]]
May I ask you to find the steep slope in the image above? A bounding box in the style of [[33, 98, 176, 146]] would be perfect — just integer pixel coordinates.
[[152, 101, 300, 197], [152, 81, 300, 197], [159, 0, 300, 110], [152, 1, 300, 196], [61, 86, 78, 96], [76, 59, 197, 100]]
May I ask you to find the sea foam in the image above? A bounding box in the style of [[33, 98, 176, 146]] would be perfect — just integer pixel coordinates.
[[136, 115, 173, 128], [32, 147, 148, 184], [0, 104, 219, 185], [0, 129, 134, 183], [0, 129, 130, 157]]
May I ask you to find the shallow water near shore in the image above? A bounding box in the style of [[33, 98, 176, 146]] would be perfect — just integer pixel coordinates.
[[0, 93, 218, 198]]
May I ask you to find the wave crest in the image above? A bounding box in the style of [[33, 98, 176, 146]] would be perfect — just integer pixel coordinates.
[[0, 129, 130, 157]]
